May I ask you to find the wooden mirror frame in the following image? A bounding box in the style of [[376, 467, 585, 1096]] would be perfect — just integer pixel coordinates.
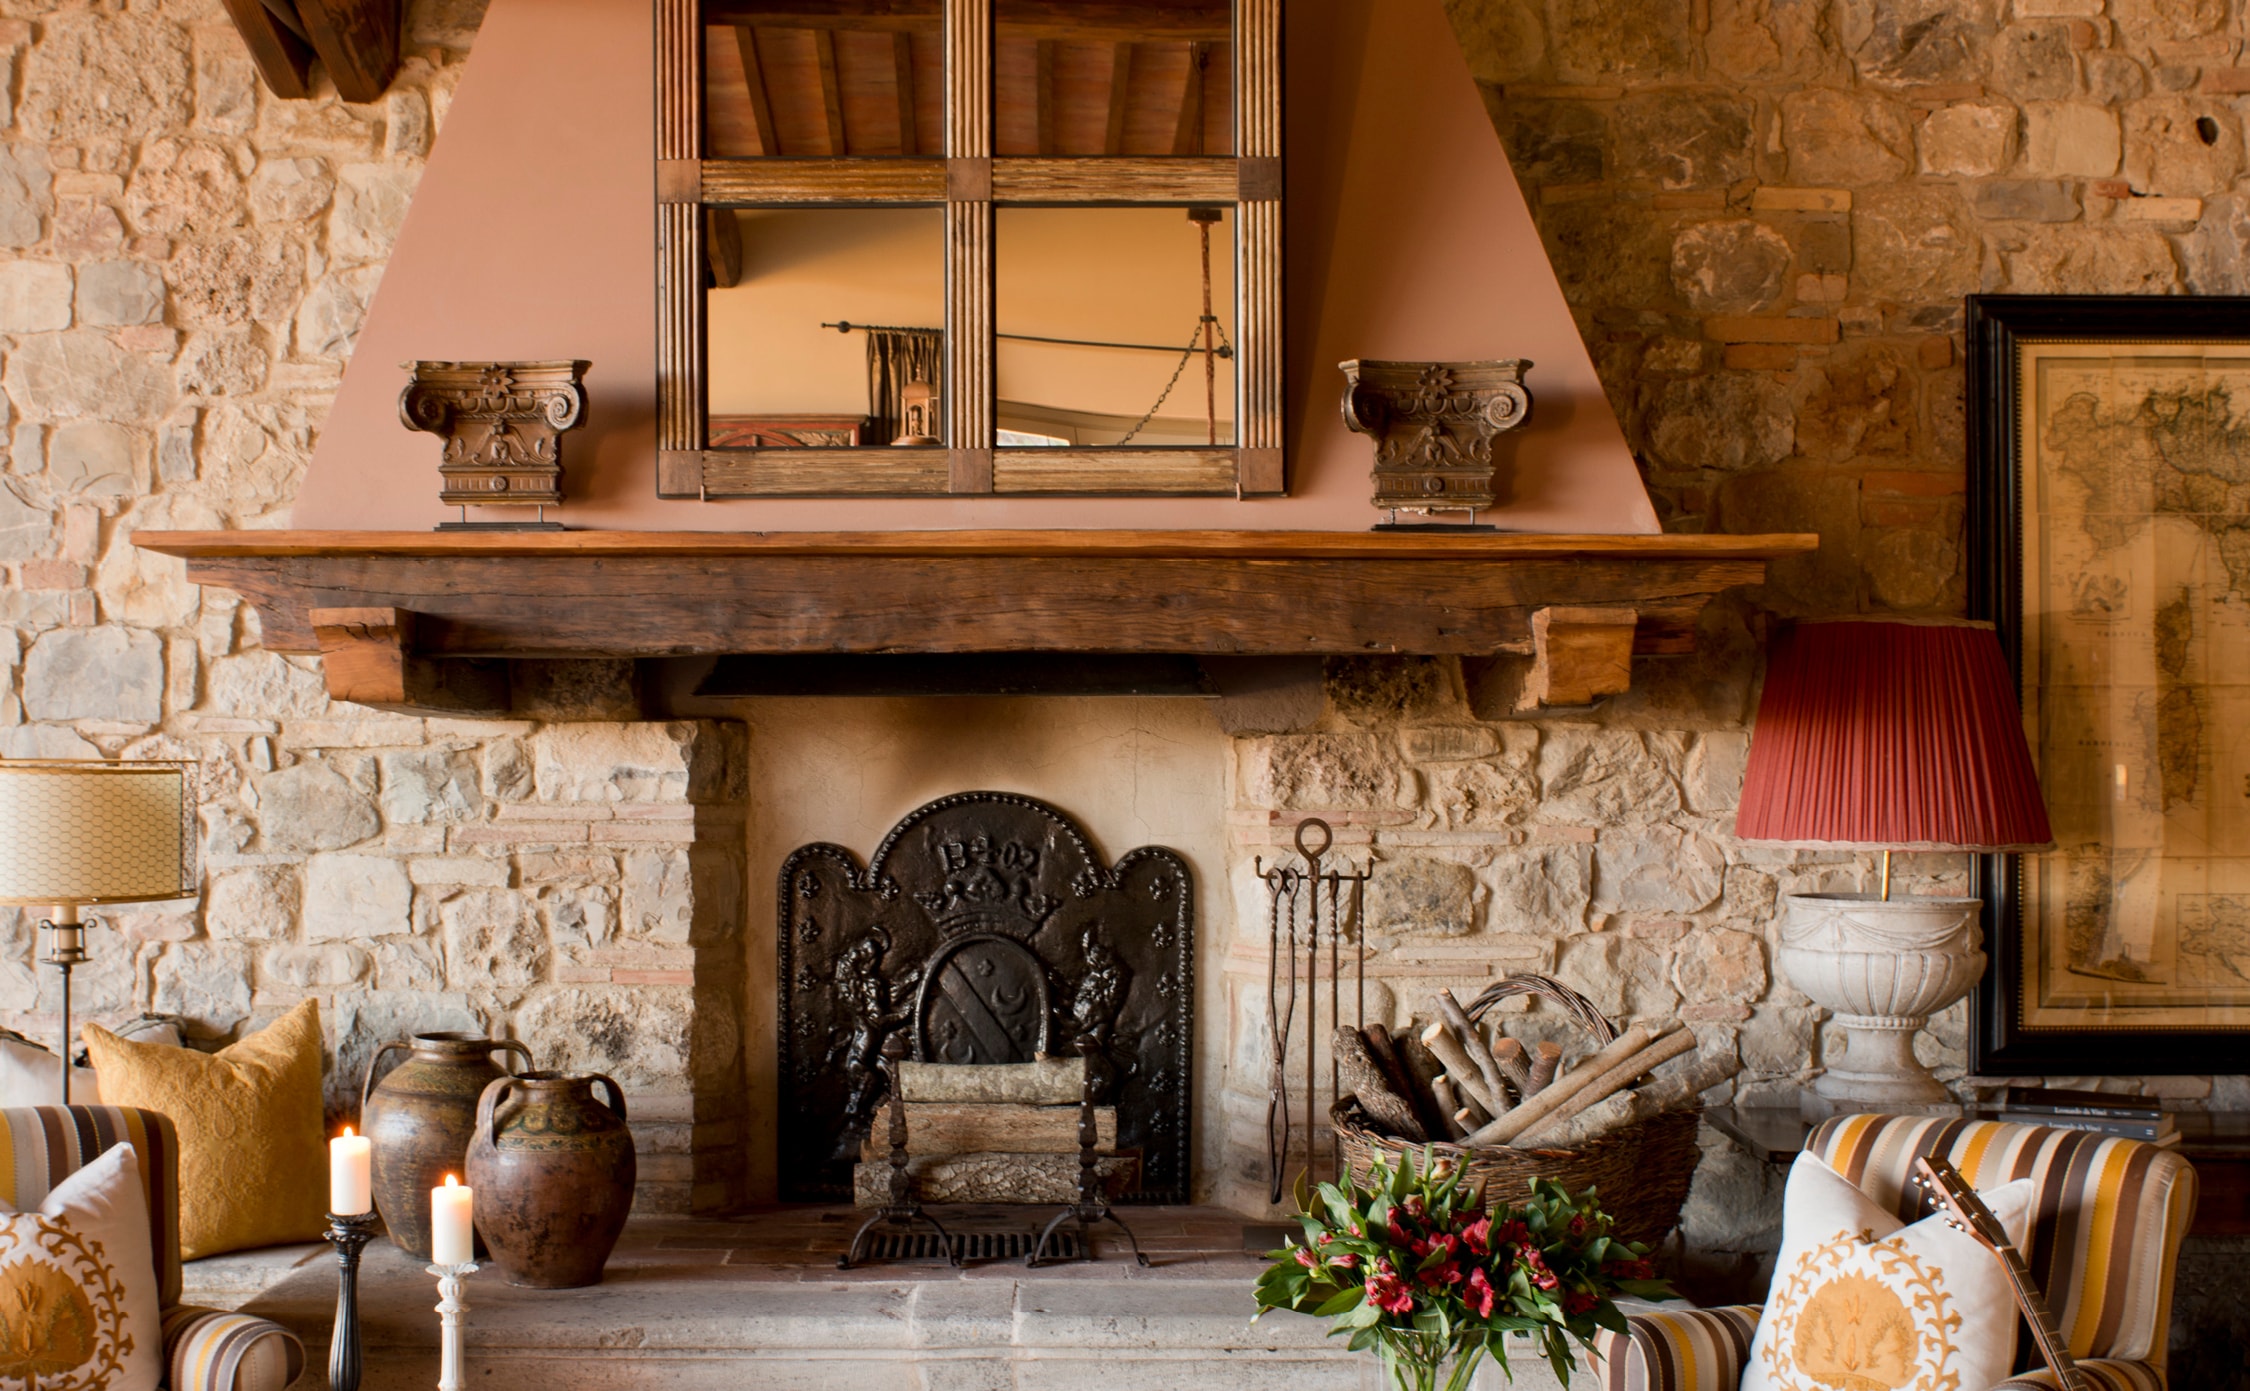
[[653, 0, 1284, 501]]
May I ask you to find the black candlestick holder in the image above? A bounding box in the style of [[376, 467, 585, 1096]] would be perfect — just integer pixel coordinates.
[[324, 1211, 380, 1391]]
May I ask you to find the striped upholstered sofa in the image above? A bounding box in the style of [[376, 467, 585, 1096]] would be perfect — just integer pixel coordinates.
[[1, 1106, 305, 1391], [1593, 1113, 2199, 1391]]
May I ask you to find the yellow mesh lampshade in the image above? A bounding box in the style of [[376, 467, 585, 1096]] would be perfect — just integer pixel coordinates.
[[0, 761, 195, 906]]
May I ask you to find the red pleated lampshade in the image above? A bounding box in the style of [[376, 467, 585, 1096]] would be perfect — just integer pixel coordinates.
[[1734, 619, 2053, 851]]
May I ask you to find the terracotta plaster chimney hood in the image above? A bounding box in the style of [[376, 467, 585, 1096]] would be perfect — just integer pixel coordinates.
[[134, 0, 1816, 716]]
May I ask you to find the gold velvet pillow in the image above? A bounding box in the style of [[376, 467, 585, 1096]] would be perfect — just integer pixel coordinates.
[[82, 999, 326, 1259]]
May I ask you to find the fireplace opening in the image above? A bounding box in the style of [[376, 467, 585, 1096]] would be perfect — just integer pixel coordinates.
[[776, 791, 1195, 1203]]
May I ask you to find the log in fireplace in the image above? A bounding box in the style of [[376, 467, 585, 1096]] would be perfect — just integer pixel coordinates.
[[776, 792, 1195, 1202]]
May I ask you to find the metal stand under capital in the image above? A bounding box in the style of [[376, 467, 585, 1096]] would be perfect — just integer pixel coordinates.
[[38, 906, 88, 1105], [426, 1262, 478, 1391], [324, 1212, 380, 1391]]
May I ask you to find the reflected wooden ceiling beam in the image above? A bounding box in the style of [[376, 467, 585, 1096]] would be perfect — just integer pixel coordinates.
[[733, 25, 782, 156], [893, 32, 918, 155], [1034, 39, 1057, 156], [1104, 43, 1136, 156], [706, 0, 1228, 42], [812, 27, 848, 155], [1172, 40, 1206, 156]]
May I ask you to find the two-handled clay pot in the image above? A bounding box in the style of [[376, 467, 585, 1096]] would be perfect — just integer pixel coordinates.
[[362, 1033, 535, 1259], [465, 1071, 637, 1288]]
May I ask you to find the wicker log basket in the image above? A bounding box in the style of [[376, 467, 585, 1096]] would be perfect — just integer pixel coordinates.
[[1332, 975, 1702, 1248]]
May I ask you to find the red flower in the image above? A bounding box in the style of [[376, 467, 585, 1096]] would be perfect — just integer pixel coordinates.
[[1564, 1289, 1599, 1316], [1463, 1267, 1498, 1318], [1459, 1216, 1492, 1255], [1494, 1219, 1530, 1247], [1366, 1260, 1416, 1315], [1330, 1252, 1359, 1271], [1519, 1245, 1559, 1292], [1403, 1195, 1427, 1221], [1568, 1214, 1589, 1238], [1294, 1245, 1319, 1270], [1605, 1255, 1656, 1281], [1415, 1236, 1463, 1288], [1388, 1215, 1416, 1249]]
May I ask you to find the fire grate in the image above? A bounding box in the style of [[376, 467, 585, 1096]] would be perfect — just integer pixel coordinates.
[[858, 1228, 1080, 1263]]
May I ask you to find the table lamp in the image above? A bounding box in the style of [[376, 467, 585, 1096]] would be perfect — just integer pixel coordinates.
[[0, 760, 196, 1102], [1735, 619, 2051, 1108]]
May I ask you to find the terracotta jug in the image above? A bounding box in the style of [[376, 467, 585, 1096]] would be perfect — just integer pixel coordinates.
[[361, 1033, 534, 1259], [466, 1071, 637, 1288]]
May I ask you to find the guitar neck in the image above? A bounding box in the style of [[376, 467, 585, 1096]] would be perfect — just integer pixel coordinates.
[[1994, 1242, 2089, 1391]]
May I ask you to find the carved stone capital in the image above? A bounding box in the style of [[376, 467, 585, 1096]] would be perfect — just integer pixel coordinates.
[[1340, 358, 1532, 516], [400, 360, 592, 510]]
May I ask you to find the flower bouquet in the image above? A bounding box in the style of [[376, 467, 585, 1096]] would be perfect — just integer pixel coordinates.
[[1253, 1152, 1674, 1390]]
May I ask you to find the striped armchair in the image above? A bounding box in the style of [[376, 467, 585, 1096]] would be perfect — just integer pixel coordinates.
[[1593, 1113, 2199, 1391], [0, 1107, 305, 1391]]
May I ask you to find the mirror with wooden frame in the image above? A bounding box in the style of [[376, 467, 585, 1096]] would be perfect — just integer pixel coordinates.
[[655, 0, 1282, 500]]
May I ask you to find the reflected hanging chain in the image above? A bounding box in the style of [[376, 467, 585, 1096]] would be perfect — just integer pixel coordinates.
[[1115, 323, 1213, 446]]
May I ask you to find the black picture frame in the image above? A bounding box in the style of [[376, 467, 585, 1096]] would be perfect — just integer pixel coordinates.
[[1967, 293, 2250, 1075]]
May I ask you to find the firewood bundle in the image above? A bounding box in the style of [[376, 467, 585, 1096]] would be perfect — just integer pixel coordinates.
[[1333, 988, 1739, 1152]]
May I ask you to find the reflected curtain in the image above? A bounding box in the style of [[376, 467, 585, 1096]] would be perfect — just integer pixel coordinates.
[[866, 330, 942, 445]]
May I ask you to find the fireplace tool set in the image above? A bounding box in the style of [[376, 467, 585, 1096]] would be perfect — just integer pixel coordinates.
[[1254, 818, 1371, 1203]]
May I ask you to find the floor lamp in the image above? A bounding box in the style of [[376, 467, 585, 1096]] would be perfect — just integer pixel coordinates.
[[0, 761, 197, 1103]]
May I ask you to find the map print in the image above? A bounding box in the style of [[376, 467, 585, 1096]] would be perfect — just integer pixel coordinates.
[[2021, 346, 2250, 1029]]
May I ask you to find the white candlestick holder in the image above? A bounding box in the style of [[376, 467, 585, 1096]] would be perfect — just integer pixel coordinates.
[[426, 1262, 477, 1391]]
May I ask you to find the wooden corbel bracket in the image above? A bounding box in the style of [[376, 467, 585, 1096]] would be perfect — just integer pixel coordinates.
[[1464, 605, 1640, 716], [309, 607, 509, 716]]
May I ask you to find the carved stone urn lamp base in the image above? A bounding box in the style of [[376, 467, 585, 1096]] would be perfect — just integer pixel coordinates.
[[1776, 891, 1986, 1111]]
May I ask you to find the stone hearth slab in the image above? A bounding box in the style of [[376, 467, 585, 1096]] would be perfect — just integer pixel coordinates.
[[246, 1208, 1586, 1390]]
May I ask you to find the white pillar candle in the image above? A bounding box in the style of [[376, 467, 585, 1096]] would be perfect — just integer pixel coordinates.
[[431, 1174, 475, 1266], [329, 1127, 372, 1217]]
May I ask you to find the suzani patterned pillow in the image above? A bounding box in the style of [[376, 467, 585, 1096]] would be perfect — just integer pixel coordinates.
[[1742, 1151, 2034, 1391], [0, 1141, 163, 1391]]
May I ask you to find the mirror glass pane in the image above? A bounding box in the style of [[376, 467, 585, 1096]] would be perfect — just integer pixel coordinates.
[[705, 5, 941, 157], [994, 1, 1233, 157], [995, 207, 1235, 447], [708, 208, 946, 448]]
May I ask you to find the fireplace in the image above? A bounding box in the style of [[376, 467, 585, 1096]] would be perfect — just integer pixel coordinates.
[[776, 791, 1195, 1203]]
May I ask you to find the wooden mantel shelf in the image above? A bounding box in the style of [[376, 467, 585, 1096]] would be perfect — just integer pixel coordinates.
[[134, 529, 1818, 714]]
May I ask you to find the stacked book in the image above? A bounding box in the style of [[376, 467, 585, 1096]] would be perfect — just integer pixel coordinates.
[[1998, 1087, 2178, 1146]]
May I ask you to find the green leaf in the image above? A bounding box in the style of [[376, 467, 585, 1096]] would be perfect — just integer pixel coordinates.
[[1313, 1285, 1367, 1319]]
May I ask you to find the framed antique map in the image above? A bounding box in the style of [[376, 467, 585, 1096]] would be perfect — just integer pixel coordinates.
[[1969, 295, 2250, 1073]]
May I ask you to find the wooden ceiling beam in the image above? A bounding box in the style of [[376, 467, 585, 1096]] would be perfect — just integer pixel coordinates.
[[732, 25, 782, 155], [707, 0, 1228, 41], [296, 0, 400, 104], [1172, 40, 1206, 156], [892, 32, 919, 156], [1103, 43, 1135, 156], [219, 0, 314, 99], [812, 27, 849, 156], [1034, 39, 1057, 156]]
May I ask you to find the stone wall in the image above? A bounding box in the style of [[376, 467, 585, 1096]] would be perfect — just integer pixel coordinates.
[[0, 0, 748, 1214]]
